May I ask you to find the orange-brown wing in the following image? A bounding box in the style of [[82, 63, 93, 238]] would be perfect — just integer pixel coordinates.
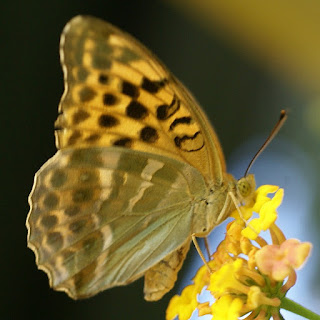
[[56, 15, 226, 183]]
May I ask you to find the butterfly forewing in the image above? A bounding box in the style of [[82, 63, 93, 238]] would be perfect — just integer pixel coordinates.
[[56, 15, 225, 181]]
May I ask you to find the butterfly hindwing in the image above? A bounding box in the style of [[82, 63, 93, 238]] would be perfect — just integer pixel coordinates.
[[144, 240, 191, 301], [27, 147, 207, 299]]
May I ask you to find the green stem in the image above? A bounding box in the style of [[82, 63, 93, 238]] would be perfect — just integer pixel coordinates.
[[280, 297, 320, 320]]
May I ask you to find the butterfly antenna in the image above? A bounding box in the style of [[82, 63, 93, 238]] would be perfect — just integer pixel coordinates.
[[244, 110, 287, 177]]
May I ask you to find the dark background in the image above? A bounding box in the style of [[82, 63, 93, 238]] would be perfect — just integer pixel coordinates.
[[2, 1, 319, 319]]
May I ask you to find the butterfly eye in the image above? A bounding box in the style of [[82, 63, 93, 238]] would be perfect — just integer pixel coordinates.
[[237, 174, 255, 199], [237, 179, 251, 197]]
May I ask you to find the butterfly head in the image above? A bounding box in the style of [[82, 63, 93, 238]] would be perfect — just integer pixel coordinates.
[[236, 174, 256, 203]]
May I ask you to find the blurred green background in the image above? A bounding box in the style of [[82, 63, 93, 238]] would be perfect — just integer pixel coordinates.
[[2, 1, 319, 319]]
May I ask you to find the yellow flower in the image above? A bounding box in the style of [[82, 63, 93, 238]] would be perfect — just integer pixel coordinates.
[[192, 264, 210, 293], [208, 259, 249, 296], [166, 185, 313, 320], [230, 185, 279, 222], [253, 185, 280, 212], [242, 188, 284, 240], [211, 295, 243, 320], [166, 285, 198, 320]]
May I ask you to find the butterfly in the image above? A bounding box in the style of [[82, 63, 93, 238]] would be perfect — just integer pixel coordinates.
[[26, 15, 255, 301]]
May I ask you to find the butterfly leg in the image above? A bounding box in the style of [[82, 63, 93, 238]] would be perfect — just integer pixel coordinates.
[[228, 191, 259, 234], [191, 234, 212, 273], [218, 191, 247, 223], [228, 191, 244, 219], [144, 240, 191, 301], [213, 191, 234, 225], [204, 237, 211, 260]]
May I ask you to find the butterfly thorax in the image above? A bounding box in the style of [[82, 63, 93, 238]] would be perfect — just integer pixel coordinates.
[[191, 173, 256, 237], [191, 172, 235, 237]]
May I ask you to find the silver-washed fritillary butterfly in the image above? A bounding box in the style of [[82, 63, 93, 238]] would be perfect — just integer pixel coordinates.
[[26, 15, 255, 301]]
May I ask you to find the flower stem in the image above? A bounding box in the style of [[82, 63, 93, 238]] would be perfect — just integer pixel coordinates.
[[280, 297, 320, 319]]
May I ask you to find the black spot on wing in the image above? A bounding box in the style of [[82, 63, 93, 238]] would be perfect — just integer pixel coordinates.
[[43, 193, 59, 209], [140, 126, 159, 143], [98, 74, 108, 84], [47, 232, 63, 251], [141, 77, 167, 93], [41, 215, 58, 229], [174, 131, 204, 152], [156, 96, 180, 120], [85, 134, 101, 143], [169, 117, 192, 130], [113, 138, 132, 148], [78, 87, 96, 102], [72, 188, 93, 203], [98, 114, 119, 128], [121, 81, 139, 98], [69, 219, 87, 234], [77, 68, 89, 82], [72, 110, 90, 125], [68, 131, 82, 145], [126, 101, 148, 119], [50, 170, 68, 188], [92, 54, 111, 69], [64, 206, 81, 217], [103, 93, 118, 106]]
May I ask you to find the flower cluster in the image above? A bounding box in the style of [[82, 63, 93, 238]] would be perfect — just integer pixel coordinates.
[[166, 185, 312, 320]]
